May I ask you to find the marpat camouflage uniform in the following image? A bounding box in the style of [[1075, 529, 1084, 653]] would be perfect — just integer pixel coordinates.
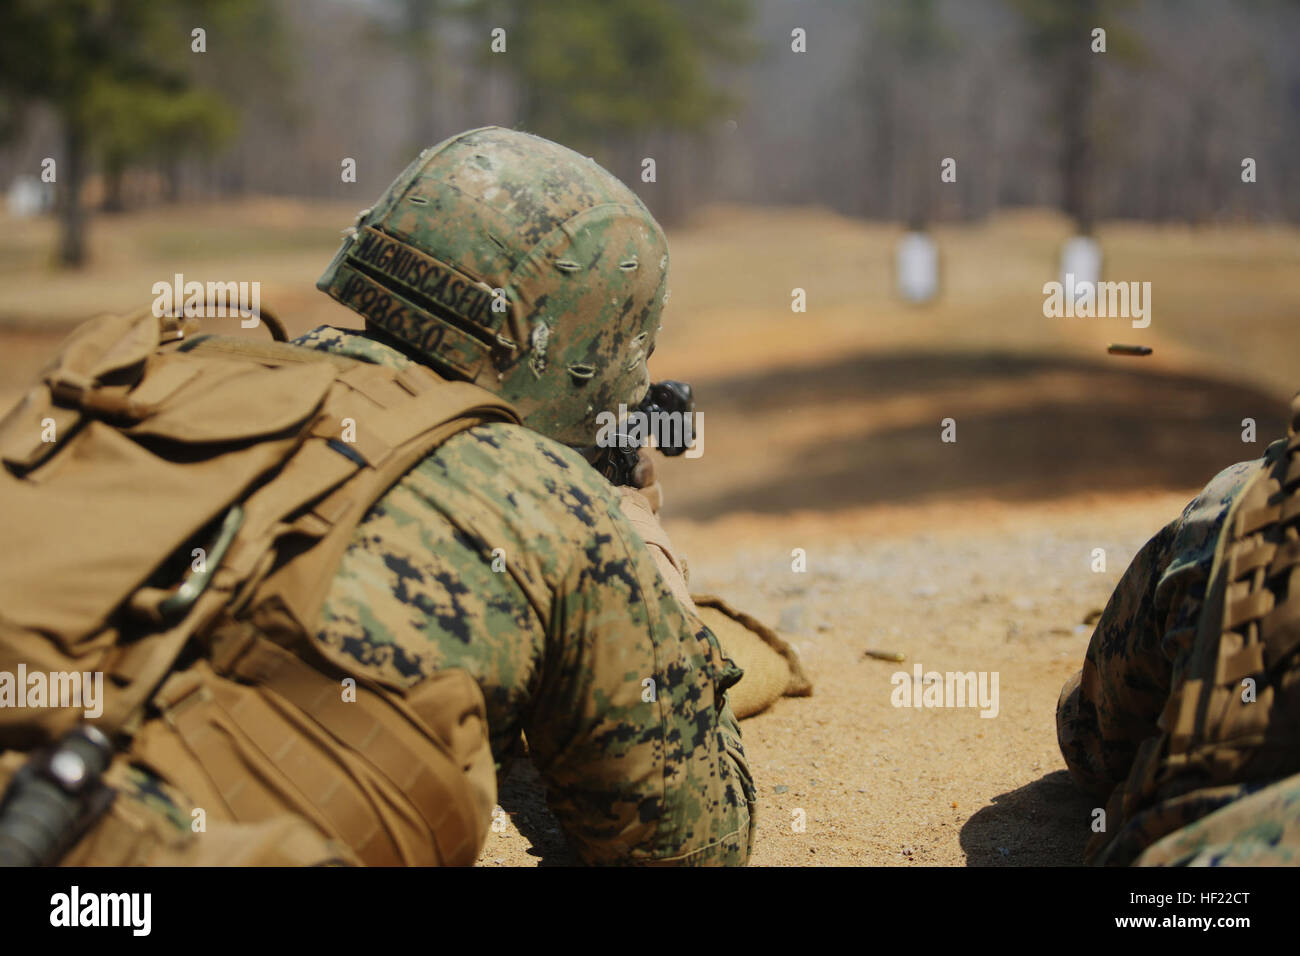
[[1058, 436, 1300, 865], [295, 324, 755, 865]]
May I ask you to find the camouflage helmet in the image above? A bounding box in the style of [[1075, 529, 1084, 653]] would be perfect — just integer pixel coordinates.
[[317, 126, 669, 447]]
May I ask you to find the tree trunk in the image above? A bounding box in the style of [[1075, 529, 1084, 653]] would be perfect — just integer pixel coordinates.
[[101, 155, 125, 213], [58, 118, 88, 268], [406, 0, 438, 151], [1060, 0, 1098, 235], [868, 76, 894, 220], [162, 158, 181, 204]]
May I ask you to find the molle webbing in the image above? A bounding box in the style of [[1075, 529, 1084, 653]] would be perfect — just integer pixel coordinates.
[[1120, 396, 1300, 837], [142, 645, 488, 867]]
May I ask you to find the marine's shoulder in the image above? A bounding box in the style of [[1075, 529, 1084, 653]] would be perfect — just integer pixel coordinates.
[[293, 325, 410, 368], [434, 420, 616, 518], [385, 420, 623, 591], [294, 325, 619, 531]]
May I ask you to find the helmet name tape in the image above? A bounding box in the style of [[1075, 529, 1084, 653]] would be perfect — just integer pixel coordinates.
[[349, 226, 502, 332], [327, 262, 489, 378]]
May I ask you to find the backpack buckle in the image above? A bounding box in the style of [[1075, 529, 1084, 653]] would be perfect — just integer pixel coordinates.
[[159, 505, 245, 622]]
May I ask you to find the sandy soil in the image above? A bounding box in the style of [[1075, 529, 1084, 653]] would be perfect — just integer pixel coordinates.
[[475, 491, 1197, 866], [466, 207, 1297, 867]]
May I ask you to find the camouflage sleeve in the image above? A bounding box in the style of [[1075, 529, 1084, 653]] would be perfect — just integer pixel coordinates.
[[1057, 519, 1181, 795], [1057, 446, 1281, 796], [524, 472, 755, 866], [315, 421, 755, 865]]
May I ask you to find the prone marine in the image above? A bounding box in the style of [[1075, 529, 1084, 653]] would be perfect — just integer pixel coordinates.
[[1058, 396, 1300, 865], [0, 127, 772, 866]]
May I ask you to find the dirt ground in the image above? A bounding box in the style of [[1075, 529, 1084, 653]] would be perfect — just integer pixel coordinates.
[[1, 201, 1297, 866], [472, 210, 1296, 866]]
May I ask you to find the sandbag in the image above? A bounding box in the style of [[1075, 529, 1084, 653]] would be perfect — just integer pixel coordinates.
[[692, 594, 812, 719]]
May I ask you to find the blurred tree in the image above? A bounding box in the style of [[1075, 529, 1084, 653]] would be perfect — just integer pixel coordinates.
[[1005, 0, 1143, 234], [866, 0, 956, 230], [90, 83, 237, 212], [402, 0, 442, 153], [484, 0, 749, 145], [467, 0, 753, 221], [371, 0, 444, 160], [0, 0, 278, 266]]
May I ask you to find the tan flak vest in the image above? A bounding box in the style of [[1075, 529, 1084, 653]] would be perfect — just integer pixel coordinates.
[[1104, 394, 1300, 855], [0, 310, 519, 865]]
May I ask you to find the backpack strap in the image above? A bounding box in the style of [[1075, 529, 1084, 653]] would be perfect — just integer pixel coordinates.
[[177, 337, 519, 651], [144, 336, 514, 864]]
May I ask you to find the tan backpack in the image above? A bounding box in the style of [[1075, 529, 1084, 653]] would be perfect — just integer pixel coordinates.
[[0, 309, 518, 750]]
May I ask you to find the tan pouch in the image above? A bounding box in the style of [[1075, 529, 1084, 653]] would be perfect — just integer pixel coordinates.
[[692, 594, 812, 719]]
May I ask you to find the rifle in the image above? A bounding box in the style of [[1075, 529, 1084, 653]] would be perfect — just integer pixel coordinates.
[[593, 380, 696, 486]]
